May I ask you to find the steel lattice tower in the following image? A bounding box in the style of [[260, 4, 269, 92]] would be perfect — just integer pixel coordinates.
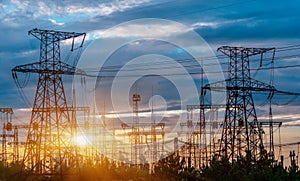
[[12, 29, 85, 176], [203, 46, 276, 161], [131, 94, 141, 165], [0, 108, 13, 165]]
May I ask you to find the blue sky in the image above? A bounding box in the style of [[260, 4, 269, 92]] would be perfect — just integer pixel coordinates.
[[1, 0, 300, 150]]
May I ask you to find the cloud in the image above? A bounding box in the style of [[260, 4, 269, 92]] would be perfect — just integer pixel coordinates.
[[48, 18, 64, 26], [1, 0, 300, 132], [1, 0, 151, 27], [191, 18, 250, 29], [86, 20, 190, 40], [192, 22, 218, 29], [16, 108, 32, 112], [62, 0, 150, 16]]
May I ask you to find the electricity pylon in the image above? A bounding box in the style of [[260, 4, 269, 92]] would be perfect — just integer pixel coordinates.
[[203, 46, 276, 161], [12, 29, 85, 177], [132, 94, 141, 165], [0, 108, 13, 165]]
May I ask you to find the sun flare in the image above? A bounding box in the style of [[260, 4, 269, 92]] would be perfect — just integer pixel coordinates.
[[73, 135, 89, 146]]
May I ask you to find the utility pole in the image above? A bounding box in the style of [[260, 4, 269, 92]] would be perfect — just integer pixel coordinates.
[[12, 29, 85, 177]]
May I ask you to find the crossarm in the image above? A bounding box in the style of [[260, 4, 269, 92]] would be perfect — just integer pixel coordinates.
[[12, 61, 86, 75]]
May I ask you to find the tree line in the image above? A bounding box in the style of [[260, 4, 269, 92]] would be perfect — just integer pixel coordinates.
[[0, 151, 299, 180]]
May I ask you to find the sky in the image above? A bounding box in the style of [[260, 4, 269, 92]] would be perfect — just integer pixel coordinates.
[[1, 0, 300, 162]]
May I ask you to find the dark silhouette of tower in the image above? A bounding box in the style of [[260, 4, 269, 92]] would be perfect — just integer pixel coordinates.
[[12, 29, 85, 176], [132, 94, 141, 165], [203, 46, 276, 161]]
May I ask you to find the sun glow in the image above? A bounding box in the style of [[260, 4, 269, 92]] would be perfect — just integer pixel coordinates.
[[73, 135, 89, 146]]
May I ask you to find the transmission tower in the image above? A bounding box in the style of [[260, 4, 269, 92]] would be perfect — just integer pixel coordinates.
[[131, 94, 141, 165], [0, 108, 13, 166], [203, 46, 276, 161], [12, 29, 85, 177]]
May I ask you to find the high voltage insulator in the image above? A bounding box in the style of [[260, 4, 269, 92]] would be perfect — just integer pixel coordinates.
[[11, 29, 86, 178]]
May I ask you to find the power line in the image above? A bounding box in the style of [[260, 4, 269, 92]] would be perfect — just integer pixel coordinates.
[[80, 45, 300, 73], [163, 0, 257, 19], [14, 44, 300, 81], [82, 54, 300, 77]]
